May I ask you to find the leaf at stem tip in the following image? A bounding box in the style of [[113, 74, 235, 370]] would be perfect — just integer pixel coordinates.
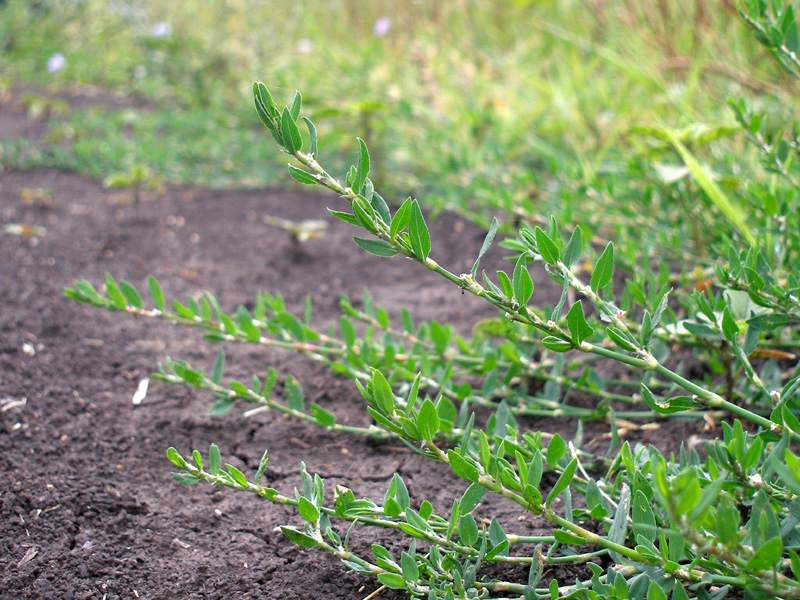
[[408, 200, 431, 261], [512, 253, 534, 307], [471, 217, 499, 278], [354, 138, 370, 194], [289, 90, 302, 121], [563, 225, 583, 268], [535, 226, 560, 265], [371, 369, 395, 416], [391, 198, 412, 239], [590, 242, 614, 293], [280, 107, 302, 154], [417, 398, 440, 441], [301, 116, 318, 157]]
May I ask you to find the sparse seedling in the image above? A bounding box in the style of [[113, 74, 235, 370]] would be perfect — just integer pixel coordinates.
[[262, 213, 328, 244], [103, 164, 164, 221]]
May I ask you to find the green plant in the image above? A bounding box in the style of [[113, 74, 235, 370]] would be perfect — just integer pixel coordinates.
[[64, 5, 800, 600], [103, 163, 164, 221]]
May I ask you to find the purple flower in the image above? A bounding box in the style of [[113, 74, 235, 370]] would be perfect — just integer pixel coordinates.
[[46, 53, 65, 73], [373, 17, 391, 38], [151, 22, 173, 38]]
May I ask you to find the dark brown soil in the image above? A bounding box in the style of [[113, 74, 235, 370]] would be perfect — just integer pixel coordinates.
[[0, 92, 701, 599]]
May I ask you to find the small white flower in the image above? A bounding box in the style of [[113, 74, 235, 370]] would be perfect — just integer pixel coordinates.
[[373, 16, 391, 37], [151, 22, 172, 38], [46, 53, 65, 73], [296, 39, 314, 54], [133, 65, 147, 79], [616, 309, 627, 319]]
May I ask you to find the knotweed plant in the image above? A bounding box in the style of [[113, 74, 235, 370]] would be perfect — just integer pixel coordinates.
[[66, 3, 800, 599]]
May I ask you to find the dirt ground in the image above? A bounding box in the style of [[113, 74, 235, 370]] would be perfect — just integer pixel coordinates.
[[0, 91, 699, 599]]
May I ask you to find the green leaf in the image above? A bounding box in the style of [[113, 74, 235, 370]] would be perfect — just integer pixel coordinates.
[[298, 496, 320, 523], [647, 580, 668, 600], [547, 434, 566, 467], [280, 526, 318, 548], [460, 483, 486, 513], [608, 327, 639, 352], [417, 398, 440, 441], [253, 84, 276, 129], [285, 375, 305, 413], [288, 165, 318, 185], [370, 191, 391, 225], [512, 254, 534, 307], [747, 536, 783, 572], [566, 301, 594, 345], [471, 217, 499, 278], [632, 489, 656, 543], [408, 200, 431, 261], [208, 444, 221, 476], [448, 449, 479, 482], [563, 226, 583, 268], [328, 209, 359, 227], [590, 242, 614, 293], [311, 403, 336, 427], [354, 138, 370, 194], [105, 273, 127, 309], [119, 280, 143, 309], [172, 473, 200, 486], [554, 529, 586, 546], [546, 458, 577, 508], [459, 513, 479, 547], [541, 336, 573, 352], [721, 306, 738, 343], [148, 276, 165, 311], [400, 551, 419, 582], [535, 226, 560, 265], [353, 237, 397, 257], [211, 349, 225, 384], [747, 312, 794, 331], [166, 447, 187, 469], [688, 477, 724, 525], [301, 116, 318, 157], [226, 464, 248, 487], [391, 198, 412, 238], [289, 90, 302, 121], [377, 573, 407, 590], [280, 107, 302, 154], [371, 369, 395, 416], [497, 270, 513, 300]]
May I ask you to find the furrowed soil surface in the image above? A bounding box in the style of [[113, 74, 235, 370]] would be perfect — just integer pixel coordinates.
[[0, 90, 701, 599]]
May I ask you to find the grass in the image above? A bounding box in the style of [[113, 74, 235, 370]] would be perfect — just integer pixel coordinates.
[[0, 0, 797, 265]]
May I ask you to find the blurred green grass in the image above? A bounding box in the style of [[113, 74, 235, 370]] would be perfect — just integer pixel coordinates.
[[0, 0, 797, 263]]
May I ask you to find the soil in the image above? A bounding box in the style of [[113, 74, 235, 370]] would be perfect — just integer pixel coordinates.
[[0, 90, 702, 599]]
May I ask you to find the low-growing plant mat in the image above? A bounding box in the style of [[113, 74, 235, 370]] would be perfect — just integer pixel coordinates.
[[0, 160, 709, 600]]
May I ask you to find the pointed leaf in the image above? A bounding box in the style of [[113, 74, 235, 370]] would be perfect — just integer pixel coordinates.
[[471, 217, 499, 278], [408, 200, 431, 261], [590, 242, 614, 293], [353, 237, 397, 257]]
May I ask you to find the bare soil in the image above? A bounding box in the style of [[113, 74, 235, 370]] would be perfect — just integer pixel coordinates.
[[0, 91, 700, 599]]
